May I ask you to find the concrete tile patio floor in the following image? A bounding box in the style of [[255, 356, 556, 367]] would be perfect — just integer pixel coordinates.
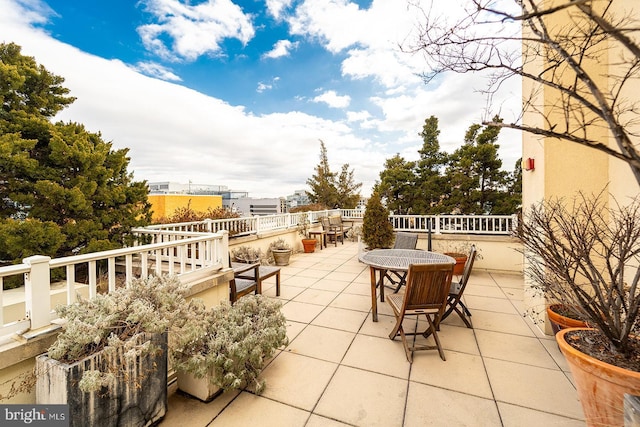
[[161, 240, 585, 427]]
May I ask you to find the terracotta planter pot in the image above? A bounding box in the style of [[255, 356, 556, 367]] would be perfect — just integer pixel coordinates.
[[547, 304, 588, 335], [444, 252, 467, 275], [302, 238, 316, 253], [556, 328, 640, 426]]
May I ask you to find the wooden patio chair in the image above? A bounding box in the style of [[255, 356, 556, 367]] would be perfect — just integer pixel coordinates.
[[229, 261, 260, 303], [236, 264, 281, 296], [441, 244, 477, 328], [387, 263, 454, 362], [320, 216, 344, 246], [329, 215, 352, 237], [384, 232, 419, 293]]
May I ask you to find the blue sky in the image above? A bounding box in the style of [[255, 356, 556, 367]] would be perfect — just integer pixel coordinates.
[[0, 0, 521, 198]]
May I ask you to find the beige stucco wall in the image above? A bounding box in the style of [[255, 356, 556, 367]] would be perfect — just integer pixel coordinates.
[[521, 0, 640, 330]]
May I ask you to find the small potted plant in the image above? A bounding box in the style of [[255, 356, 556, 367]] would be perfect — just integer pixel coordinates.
[[546, 303, 588, 335], [268, 238, 292, 266], [441, 241, 482, 275], [172, 294, 288, 401], [231, 245, 263, 263], [298, 214, 317, 253]]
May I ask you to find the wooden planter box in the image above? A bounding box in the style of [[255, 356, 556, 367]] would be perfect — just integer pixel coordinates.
[[36, 333, 168, 427]]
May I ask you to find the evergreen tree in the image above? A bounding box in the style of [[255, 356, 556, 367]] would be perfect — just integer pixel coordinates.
[[362, 190, 394, 249], [336, 164, 362, 209], [0, 43, 152, 264], [377, 154, 416, 214], [492, 158, 522, 214], [306, 140, 361, 208], [414, 116, 448, 214], [306, 140, 338, 207], [442, 117, 508, 214]]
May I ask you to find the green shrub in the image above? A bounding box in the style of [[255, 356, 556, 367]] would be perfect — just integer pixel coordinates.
[[171, 294, 288, 394], [362, 191, 394, 249]]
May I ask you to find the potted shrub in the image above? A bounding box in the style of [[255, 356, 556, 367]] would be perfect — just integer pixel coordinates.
[[268, 238, 292, 266], [36, 275, 200, 427], [231, 245, 263, 263], [546, 303, 588, 335], [441, 241, 482, 275], [298, 213, 317, 253], [172, 294, 288, 401], [516, 193, 640, 426], [362, 191, 394, 249]]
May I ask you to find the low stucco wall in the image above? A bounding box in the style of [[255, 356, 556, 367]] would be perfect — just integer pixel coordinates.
[[428, 234, 523, 275], [0, 269, 232, 404]]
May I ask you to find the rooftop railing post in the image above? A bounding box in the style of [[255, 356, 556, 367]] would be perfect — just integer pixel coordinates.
[[23, 255, 52, 330], [220, 230, 230, 268]]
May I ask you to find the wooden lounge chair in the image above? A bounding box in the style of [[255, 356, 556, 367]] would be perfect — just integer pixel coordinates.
[[441, 244, 477, 328], [384, 232, 419, 293], [229, 261, 259, 303], [387, 263, 454, 362]]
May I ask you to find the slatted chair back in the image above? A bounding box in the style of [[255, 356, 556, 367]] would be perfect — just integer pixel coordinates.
[[400, 263, 454, 315], [319, 216, 331, 230], [387, 262, 454, 362], [393, 232, 418, 250], [384, 232, 419, 293]]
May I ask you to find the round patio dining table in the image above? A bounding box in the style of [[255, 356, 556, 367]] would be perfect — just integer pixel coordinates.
[[359, 249, 455, 321]]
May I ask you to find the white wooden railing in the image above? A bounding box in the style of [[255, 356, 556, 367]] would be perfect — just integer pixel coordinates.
[[0, 230, 227, 341], [0, 210, 517, 341], [145, 210, 517, 237], [390, 214, 517, 235]]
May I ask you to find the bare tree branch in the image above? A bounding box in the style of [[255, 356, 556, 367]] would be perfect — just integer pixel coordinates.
[[408, 0, 640, 183]]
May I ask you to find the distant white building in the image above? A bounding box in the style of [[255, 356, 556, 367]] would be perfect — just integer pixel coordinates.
[[286, 189, 310, 209]]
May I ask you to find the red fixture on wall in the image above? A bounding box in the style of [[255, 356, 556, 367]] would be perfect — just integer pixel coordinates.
[[524, 158, 535, 171]]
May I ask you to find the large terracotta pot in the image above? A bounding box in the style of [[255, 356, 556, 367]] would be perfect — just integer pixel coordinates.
[[556, 328, 640, 426], [302, 238, 316, 253], [547, 304, 588, 335], [444, 252, 467, 275]]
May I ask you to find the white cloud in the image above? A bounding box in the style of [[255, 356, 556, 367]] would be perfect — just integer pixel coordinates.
[[262, 39, 298, 59], [346, 110, 372, 122], [312, 90, 351, 109], [0, 0, 522, 199], [137, 0, 255, 61], [265, 0, 293, 20], [257, 82, 271, 92], [131, 61, 182, 81]]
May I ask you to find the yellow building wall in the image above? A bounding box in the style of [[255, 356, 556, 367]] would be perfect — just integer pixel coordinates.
[[521, 0, 639, 332], [148, 195, 223, 221], [522, 0, 638, 207]]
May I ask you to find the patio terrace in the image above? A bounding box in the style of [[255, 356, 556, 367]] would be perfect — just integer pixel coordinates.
[[161, 240, 584, 427]]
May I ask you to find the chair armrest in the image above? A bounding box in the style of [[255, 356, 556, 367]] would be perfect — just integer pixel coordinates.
[[232, 262, 260, 280]]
